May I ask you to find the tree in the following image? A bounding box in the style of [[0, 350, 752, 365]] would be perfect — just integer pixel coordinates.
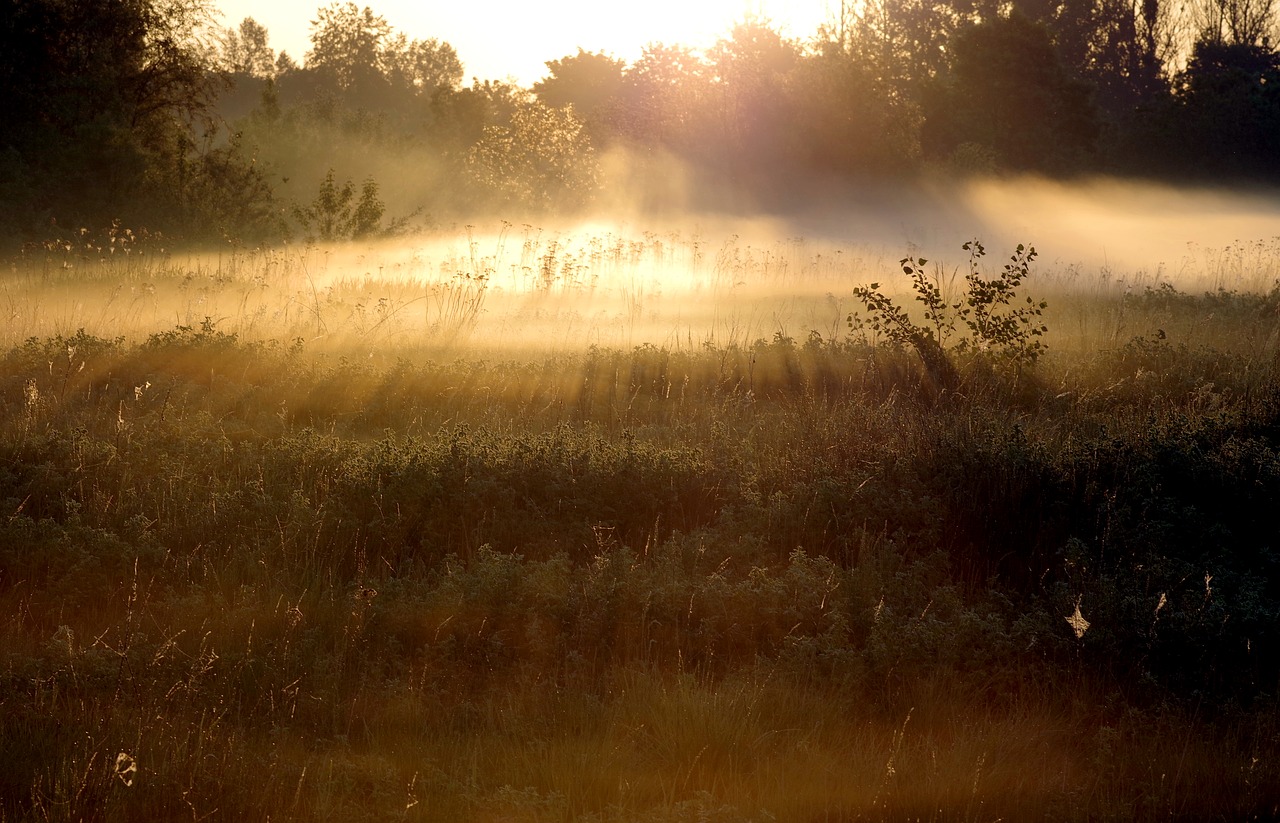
[[1035, 0, 1177, 119], [1194, 0, 1277, 45], [466, 101, 599, 211], [292, 168, 393, 241], [839, 0, 981, 95], [429, 79, 529, 150], [219, 17, 274, 78], [306, 2, 392, 91], [1168, 40, 1280, 176], [790, 34, 922, 174], [0, 0, 225, 231], [1084, 0, 1170, 113], [180, 133, 284, 242], [705, 19, 802, 168], [533, 49, 626, 143], [382, 33, 463, 98], [276, 50, 300, 76], [923, 13, 1100, 172], [301, 4, 463, 113], [615, 44, 714, 152]]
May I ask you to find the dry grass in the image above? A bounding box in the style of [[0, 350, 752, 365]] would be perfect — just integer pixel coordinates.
[[2, 225, 1279, 821]]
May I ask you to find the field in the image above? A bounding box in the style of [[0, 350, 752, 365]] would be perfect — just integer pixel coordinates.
[[2, 211, 1279, 822]]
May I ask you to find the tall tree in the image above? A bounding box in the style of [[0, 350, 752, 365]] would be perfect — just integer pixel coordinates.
[[306, 2, 392, 91], [1043, 0, 1176, 117], [382, 33, 463, 99], [924, 13, 1100, 171], [0, 0, 227, 230], [219, 17, 275, 78], [1194, 0, 1277, 44], [841, 0, 988, 95], [791, 33, 922, 174], [705, 19, 802, 167], [1172, 40, 1280, 176], [534, 50, 626, 143], [615, 44, 713, 152]]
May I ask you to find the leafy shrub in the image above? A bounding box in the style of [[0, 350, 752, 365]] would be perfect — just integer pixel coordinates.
[[851, 240, 1048, 392], [465, 101, 600, 210], [291, 169, 408, 242]]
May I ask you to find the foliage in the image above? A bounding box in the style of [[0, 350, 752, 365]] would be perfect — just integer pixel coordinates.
[[10, 0, 1280, 244], [533, 49, 627, 143], [305, 1, 393, 91], [704, 20, 803, 166], [955, 240, 1049, 361], [923, 13, 1100, 172], [0, 0, 221, 231], [291, 169, 403, 241], [851, 240, 1048, 391], [835, 0, 964, 95], [1174, 41, 1280, 176], [790, 34, 923, 172], [5, 0, 1280, 242], [1195, 0, 1278, 47], [218, 16, 275, 78], [300, 2, 461, 104], [382, 32, 463, 98], [1, 260, 1280, 819], [613, 43, 715, 151], [465, 101, 600, 211]]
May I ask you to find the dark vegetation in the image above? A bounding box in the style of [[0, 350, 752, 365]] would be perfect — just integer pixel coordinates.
[[1, 240, 1279, 819], [3, 0, 1280, 818], [3, 0, 1280, 245]]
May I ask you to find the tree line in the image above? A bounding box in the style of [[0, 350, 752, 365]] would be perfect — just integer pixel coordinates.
[[2, 0, 1278, 245]]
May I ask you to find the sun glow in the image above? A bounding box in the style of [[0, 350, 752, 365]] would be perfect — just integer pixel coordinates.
[[12, 178, 1280, 358], [213, 0, 837, 84]]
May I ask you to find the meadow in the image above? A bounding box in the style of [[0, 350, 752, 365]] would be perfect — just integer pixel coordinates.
[[2, 214, 1279, 822]]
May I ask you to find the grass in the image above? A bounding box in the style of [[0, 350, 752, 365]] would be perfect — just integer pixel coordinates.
[[1, 226, 1279, 821]]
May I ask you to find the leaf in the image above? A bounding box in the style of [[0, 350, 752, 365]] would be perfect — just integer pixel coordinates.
[[1065, 598, 1090, 639]]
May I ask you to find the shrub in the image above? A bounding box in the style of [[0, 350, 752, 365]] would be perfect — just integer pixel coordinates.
[[851, 240, 1048, 393], [291, 169, 409, 242]]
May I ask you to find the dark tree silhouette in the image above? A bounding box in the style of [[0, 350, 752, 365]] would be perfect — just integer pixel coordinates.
[[790, 32, 922, 174], [306, 2, 392, 91], [706, 19, 803, 172], [1174, 41, 1280, 176], [923, 13, 1100, 172], [0, 0, 228, 231]]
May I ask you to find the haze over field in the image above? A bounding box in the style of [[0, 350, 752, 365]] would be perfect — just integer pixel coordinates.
[[790, 178, 1280, 276], [6, 0, 1280, 256], [7, 176, 1279, 360]]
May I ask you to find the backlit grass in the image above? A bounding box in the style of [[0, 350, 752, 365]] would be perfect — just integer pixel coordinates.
[[2, 227, 1278, 821]]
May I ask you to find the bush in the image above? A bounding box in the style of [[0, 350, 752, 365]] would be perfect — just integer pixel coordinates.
[[851, 240, 1048, 395]]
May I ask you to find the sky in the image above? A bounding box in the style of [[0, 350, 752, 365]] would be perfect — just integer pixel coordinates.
[[213, 0, 839, 86]]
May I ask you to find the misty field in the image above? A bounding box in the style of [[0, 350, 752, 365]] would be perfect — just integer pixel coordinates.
[[2, 217, 1279, 822]]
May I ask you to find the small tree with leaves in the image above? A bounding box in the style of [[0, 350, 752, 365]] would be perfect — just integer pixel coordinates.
[[292, 169, 403, 242], [954, 240, 1049, 363], [851, 240, 1048, 392], [465, 101, 599, 211]]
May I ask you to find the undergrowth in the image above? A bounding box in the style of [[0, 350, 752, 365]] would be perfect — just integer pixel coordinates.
[[1, 272, 1278, 821]]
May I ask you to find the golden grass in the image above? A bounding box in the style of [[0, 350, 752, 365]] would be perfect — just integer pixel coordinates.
[[3, 223, 1280, 821]]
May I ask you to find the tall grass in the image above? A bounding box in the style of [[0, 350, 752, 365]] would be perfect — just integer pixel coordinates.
[[2, 227, 1279, 821]]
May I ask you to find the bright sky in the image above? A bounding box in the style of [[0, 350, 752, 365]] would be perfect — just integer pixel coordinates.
[[213, 0, 839, 86]]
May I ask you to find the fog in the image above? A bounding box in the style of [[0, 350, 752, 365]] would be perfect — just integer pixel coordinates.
[[762, 176, 1280, 282], [8, 177, 1280, 355]]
